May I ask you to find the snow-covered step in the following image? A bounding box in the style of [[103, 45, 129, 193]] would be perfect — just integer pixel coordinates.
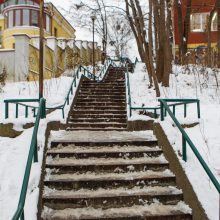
[[69, 118, 127, 123], [67, 122, 127, 129], [40, 67, 192, 219], [46, 145, 163, 158], [46, 155, 169, 173], [66, 127, 128, 131], [42, 202, 192, 220], [42, 186, 183, 210], [44, 170, 176, 191], [50, 131, 158, 147]]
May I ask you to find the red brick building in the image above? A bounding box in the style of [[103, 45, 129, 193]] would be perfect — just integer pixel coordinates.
[[173, 0, 217, 51]]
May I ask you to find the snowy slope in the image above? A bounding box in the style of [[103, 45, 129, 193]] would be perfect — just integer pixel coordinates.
[[130, 62, 220, 220]]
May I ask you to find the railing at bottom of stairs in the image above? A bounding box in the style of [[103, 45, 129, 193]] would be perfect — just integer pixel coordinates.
[[12, 98, 46, 220], [3, 58, 112, 119]]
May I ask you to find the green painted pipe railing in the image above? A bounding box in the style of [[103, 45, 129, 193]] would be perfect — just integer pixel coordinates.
[[159, 98, 220, 219], [124, 58, 200, 119], [4, 99, 40, 119], [4, 58, 112, 119], [12, 98, 46, 220]]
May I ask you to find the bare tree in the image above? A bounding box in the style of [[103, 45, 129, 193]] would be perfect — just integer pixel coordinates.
[[125, 0, 160, 96], [68, 0, 108, 63], [174, 0, 192, 64], [108, 14, 133, 58], [207, 2, 217, 67]]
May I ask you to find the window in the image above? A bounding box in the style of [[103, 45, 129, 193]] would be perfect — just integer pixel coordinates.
[[15, 9, 21, 26], [212, 12, 217, 31], [46, 14, 51, 32], [18, 0, 26, 4], [8, 10, 13, 28], [23, 9, 30, 26], [191, 13, 209, 32], [31, 10, 38, 26]]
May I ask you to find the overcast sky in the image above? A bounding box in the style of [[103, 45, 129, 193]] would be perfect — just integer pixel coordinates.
[[47, 0, 101, 42]]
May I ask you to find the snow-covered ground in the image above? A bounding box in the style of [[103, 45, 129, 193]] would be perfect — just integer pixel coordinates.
[[130, 63, 220, 220], [0, 71, 82, 220], [0, 63, 111, 220], [0, 75, 76, 122]]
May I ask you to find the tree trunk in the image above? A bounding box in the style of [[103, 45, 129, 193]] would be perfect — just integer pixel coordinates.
[[217, 0, 220, 68], [175, 0, 184, 63], [207, 6, 216, 67]]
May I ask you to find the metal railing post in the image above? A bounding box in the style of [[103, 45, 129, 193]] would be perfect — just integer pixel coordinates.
[[5, 101, 9, 119], [173, 105, 176, 116], [25, 106, 28, 118], [41, 99, 46, 119], [182, 135, 187, 162], [160, 101, 164, 121], [154, 109, 157, 119], [16, 104, 19, 118], [197, 100, 201, 119]]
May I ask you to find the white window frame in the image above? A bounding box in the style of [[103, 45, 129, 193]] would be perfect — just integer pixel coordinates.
[[191, 12, 209, 33]]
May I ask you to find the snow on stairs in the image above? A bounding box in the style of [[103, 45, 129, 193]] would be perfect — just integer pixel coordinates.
[[41, 131, 192, 220], [67, 67, 127, 131]]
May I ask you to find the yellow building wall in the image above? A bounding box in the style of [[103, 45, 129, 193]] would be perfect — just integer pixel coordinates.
[[3, 27, 51, 49], [1, 4, 75, 49], [51, 16, 74, 39], [0, 18, 4, 47], [45, 45, 54, 78], [29, 44, 39, 81], [56, 46, 65, 77]]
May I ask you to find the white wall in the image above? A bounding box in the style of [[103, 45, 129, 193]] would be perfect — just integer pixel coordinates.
[[0, 49, 15, 82]]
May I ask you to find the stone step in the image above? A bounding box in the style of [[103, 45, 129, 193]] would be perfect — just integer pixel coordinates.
[[46, 155, 169, 173], [44, 170, 176, 191], [81, 85, 125, 89], [75, 102, 126, 106], [73, 106, 126, 111], [67, 122, 127, 128], [69, 118, 127, 123], [76, 98, 126, 102], [78, 92, 126, 96], [46, 145, 163, 158], [79, 90, 126, 94], [77, 94, 126, 98], [70, 114, 127, 119], [42, 205, 192, 220], [71, 109, 127, 115], [43, 186, 183, 210], [103, 79, 125, 82], [50, 139, 158, 148], [66, 127, 128, 131], [82, 82, 125, 85], [70, 118, 126, 123]]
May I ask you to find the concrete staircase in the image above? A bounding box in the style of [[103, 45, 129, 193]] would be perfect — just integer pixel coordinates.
[[67, 67, 127, 131], [41, 131, 192, 219], [40, 66, 192, 219]]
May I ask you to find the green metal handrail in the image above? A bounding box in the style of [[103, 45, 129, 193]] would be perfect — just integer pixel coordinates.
[[159, 98, 220, 211], [124, 58, 200, 118], [4, 99, 40, 119], [12, 98, 46, 220], [4, 59, 112, 119]]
